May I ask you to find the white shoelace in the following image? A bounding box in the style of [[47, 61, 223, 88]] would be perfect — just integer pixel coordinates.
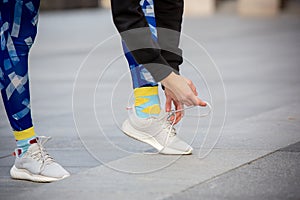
[[161, 102, 212, 153], [30, 136, 55, 169], [0, 136, 56, 162]]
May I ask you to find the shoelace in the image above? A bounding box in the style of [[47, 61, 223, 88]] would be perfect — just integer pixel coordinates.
[[160, 114, 176, 137], [170, 102, 212, 118], [30, 136, 55, 169], [163, 102, 212, 153], [0, 136, 57, 161], [161, 102, 212, 153], [159, 114, 177, 153]]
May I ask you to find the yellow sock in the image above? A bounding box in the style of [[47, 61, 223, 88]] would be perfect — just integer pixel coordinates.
[[14, 127, 37, 157], [134, 86, 161, 118]]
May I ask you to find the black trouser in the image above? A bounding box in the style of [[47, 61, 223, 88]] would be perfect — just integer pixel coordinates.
[[111, 0, 184, 82]]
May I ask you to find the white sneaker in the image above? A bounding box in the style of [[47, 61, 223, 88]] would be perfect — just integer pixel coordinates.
[[122, 108, 193, 155], [10, 136, 70, 182]]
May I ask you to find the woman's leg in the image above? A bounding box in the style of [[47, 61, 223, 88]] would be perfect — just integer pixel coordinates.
[[122, 0, 161, 118], [1, 0, 70, 182], [117, 0, 184, 118], [110, 0, 193, 155], [0, 0, 40, 156]]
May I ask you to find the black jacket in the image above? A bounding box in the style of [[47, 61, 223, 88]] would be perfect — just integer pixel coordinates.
[[111, 0, 184, 82]]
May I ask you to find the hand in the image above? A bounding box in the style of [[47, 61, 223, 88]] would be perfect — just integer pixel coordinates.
[[165, 88, 184, 124], [161, 72, 207, 107]]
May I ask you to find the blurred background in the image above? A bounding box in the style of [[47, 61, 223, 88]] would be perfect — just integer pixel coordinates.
[[40, 0, 300, 17]]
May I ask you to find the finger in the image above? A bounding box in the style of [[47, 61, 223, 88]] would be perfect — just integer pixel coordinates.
[[174, 112, 182, 124], [183, 93, 196, 106], [193, 89, 198, 96], [177, 102, 184, 116], [170, 110, 182, 125], [190, 82, 198, 96], [165, 95, 172, 112], [186, 94, 200, 106], [185, 78, 198, 96], [196, 97, 207, 106], [183, 100, 193, 107], [175, 102, 184, 118], [173, 101, 183, 124], [170, 113, 180, 124], [170, 115, 175, 122]]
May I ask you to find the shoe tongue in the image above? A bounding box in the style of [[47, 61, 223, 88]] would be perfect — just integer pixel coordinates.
[[28, 142, 39, 152]]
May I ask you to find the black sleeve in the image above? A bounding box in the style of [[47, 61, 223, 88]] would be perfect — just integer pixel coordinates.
[[111, 0, 175, 82], [154, 0, 184, 73]]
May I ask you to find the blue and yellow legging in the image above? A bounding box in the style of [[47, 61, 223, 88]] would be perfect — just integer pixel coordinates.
[[0, 0, 40, 144], [123, 0, 158, 89], [122, 0, 163, 118]]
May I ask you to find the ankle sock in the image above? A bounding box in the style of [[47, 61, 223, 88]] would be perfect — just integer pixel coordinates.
[[134, 86, 161, 118], [13, 127, 37, 157]]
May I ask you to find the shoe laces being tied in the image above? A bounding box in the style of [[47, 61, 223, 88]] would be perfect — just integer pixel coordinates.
[[164, 113, 177, 137], [160, 103, 213, 149], [127, 103, 212, 154], [155, 112, 178, 149], [30, 136, 55, 169]]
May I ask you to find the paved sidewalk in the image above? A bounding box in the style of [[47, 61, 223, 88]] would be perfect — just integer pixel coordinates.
[[0, 9, 300, 200]]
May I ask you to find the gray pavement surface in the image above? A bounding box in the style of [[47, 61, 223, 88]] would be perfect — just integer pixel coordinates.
[[0, 8, 300, 200], [167, 142, 300, 200]]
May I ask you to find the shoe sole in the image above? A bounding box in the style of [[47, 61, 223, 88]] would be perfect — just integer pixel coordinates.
[[10, 165, 70, 183], [122, 119, 192, 155]]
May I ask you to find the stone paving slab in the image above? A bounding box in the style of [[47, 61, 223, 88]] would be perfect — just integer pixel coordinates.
[[7, 102, 300, 200], [166, 144, 300, 200]]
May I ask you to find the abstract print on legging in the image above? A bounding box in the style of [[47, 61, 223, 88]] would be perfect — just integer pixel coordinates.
[[0, 0, 40, 155], [123, 0, 161, 118], [123, 0, 158, 88]]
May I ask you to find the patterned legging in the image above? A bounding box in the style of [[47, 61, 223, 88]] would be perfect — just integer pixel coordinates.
[[0, 0, 40, 131], [123, 0, 158, 89]]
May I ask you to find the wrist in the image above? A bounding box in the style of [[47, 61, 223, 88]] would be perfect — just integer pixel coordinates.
[[161, 72, 177, 87]]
